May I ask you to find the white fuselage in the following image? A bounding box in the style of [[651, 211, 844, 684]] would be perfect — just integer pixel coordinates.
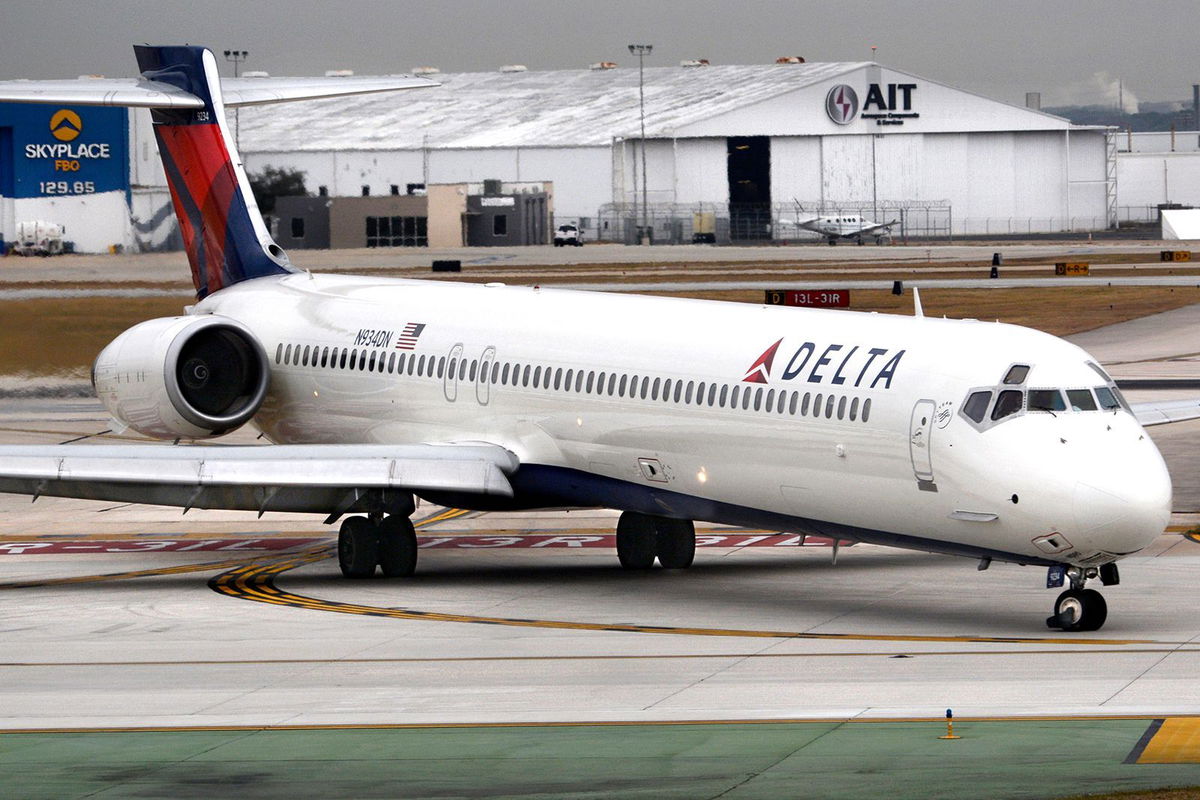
[[196, 273, 1172, 567]]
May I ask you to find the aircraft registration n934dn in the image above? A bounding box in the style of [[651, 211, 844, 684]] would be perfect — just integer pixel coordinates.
[[0, 46, 1197, 633]]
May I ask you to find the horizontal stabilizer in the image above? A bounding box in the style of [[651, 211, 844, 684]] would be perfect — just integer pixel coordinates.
[[0, 75, 437, 109]]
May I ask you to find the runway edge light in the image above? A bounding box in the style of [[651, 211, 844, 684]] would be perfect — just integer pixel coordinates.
[[939, 708, 962, 740]]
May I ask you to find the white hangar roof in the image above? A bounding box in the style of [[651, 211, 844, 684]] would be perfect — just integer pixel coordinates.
[[237, 61, 1076, 152]]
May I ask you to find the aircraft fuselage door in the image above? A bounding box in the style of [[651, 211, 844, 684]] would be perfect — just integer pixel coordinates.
[[909, 399, 936, 489], [443, 343, 463, 402], [476, 346, 496, 405]]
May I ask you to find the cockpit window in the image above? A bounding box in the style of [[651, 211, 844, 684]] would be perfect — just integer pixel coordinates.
[[1094, 386, 1121, 411], [1003, 364, 1030, 385], [991, 390, 1023, 420], [1028, 389, 1066, 412], [1067, 389, 1097, 411], [963, 391, 992, 423]]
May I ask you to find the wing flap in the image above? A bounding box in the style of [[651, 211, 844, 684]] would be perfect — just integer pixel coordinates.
[[0, 443, 517, 512], [1131, 399, 1200, 427]]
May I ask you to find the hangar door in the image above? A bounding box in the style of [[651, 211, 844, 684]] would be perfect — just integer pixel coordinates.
[[727, 136, 771, 241]]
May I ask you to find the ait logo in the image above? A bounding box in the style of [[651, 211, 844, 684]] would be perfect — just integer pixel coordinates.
[[49, 109, 82, 142], [743, 338, 783, 384], [825, 84, 859, 125]]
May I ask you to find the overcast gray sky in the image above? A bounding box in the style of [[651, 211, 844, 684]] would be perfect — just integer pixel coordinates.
[[1, 0, 1195, 108]]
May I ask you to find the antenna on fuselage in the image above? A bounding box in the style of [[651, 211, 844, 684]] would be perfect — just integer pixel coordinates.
[[913, 287, 925, 317]]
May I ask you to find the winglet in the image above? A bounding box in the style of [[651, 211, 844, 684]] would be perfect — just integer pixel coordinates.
[[913, 287, 925, 317]]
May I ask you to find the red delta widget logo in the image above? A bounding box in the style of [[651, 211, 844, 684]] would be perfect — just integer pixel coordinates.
[[743, 338, 905, 389]]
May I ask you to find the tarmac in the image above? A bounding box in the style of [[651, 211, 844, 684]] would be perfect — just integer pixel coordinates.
[[1, 244, 1199, 797]]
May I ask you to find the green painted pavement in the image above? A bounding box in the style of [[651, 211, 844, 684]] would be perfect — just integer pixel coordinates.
[[1, 720, 1198, 799]]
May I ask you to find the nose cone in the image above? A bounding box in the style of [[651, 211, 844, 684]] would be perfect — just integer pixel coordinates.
[[1072, 441, 1172, 554]]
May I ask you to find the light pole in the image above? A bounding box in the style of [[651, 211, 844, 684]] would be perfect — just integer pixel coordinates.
[[628, 44, 652, 244], [224, 49, 248, 148]]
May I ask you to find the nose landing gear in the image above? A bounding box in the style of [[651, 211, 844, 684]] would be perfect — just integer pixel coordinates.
[[1046, 564, 1118, 631]]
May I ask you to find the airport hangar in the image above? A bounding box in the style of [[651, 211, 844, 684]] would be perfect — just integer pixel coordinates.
[[236, 59, 1117, 245], [0, 60, 1122, 252]]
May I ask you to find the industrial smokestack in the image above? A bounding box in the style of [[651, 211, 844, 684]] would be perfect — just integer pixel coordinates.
[[1025, 92, 1041, 111]]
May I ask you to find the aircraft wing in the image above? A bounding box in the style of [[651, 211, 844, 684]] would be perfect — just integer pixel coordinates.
[[855, 219, 900, 236], [1131, 399, 1200, 427], [0, 75, 437, 109], [0, 443, 516, 516]]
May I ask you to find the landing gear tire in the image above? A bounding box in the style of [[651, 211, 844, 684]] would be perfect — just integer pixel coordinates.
[[338, 516, 379, 579], [655, 518, 696, 569], [1047, 588, 1107, 632], [378, 515, 418, 577], [855, 236, 864, 246], [616, 511, 657, 569], [827, 238, 837, 246]]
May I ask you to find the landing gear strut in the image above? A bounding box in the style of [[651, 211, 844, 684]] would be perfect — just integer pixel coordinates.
[[616, 511, 696, 570], [338, 514, 418, 578], [1045, 565, 1116, 631]]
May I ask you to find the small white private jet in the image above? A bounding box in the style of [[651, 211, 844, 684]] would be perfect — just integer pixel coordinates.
[[786, 203, 899, 245], [0, 46, 1197, 632]]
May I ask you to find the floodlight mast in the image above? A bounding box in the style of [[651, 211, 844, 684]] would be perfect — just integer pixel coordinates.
[[628, 44, 652, 245]]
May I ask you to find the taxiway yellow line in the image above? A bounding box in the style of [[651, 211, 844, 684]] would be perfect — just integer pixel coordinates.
[[208, 542, 1163, 646], [1137, 718, 1200, 763]]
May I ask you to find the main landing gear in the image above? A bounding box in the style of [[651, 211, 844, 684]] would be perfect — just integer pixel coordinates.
[[616, 511, 696, 570], [338, 514, 418, 579], [1045, 563, 1119, 632]]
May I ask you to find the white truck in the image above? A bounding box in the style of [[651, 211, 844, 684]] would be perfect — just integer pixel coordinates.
[[11, 221, 65, 256], [553, 223, 583, 247]]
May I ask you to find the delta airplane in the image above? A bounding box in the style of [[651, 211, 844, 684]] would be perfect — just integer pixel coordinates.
[[787, 203, 899, 245], [1, 46, 1197, 632]]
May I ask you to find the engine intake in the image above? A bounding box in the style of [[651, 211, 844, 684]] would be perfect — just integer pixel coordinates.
[[93, 315, 270, 439]]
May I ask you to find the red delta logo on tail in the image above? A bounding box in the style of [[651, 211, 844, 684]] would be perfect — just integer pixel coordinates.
[[743, 338, 783, 384]]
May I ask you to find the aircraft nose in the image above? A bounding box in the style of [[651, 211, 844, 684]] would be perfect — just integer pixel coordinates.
[[1072, 442, 1172, 554]]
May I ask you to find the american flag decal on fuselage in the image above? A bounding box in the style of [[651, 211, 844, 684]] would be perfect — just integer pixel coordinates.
[[396, 323, 426, 350]]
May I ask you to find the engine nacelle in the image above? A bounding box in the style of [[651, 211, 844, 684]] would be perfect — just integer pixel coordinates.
[[92, 315, 270, 440]]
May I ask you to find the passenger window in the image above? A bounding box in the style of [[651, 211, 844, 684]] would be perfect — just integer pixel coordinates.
[[730, 385, 740, 408], [1003, 365, 1030, 385], [576, 371, 585, 392], [849, 397, 859, 421], [686, 381, 695, 404], [862, 398, 872, 422], [753, 388, 763, 411], [673, 380, 683, 403], [1094, 386, 1120, 411], [608, 374, 617, 395], [709, 384, 718, 406], [719, 385, 728, 407], [587, 371, 596, 393], [825, 395, 835, 418], [491, 362, 500, 383], [368, 351, 377, 371], [275, 344, 283, 363], [322, 348, 331, 368], [742, 387, 752, 410], [640, 376, 649, 399], [801, 393, 811, 415], [991, 389, 1023, 420], [1067, 389, 1097, 411], [765, 389, 775, 411], [620, 374, 629, 397], [789, 392, 799, 415], [284, 344, 293, 364], [963, 391, 992, 423], [1028, 389, 1065, 412], [813, 393, 823, 417], [837, 396, 846, 420]]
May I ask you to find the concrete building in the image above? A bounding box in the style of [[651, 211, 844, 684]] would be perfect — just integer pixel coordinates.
[[273, 181, 552, 250], [1115, 129, 1200, 224]]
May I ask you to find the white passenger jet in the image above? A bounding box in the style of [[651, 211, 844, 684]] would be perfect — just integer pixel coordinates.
[[787, 203, 899, 245], [0, 46, 1197, 632]]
